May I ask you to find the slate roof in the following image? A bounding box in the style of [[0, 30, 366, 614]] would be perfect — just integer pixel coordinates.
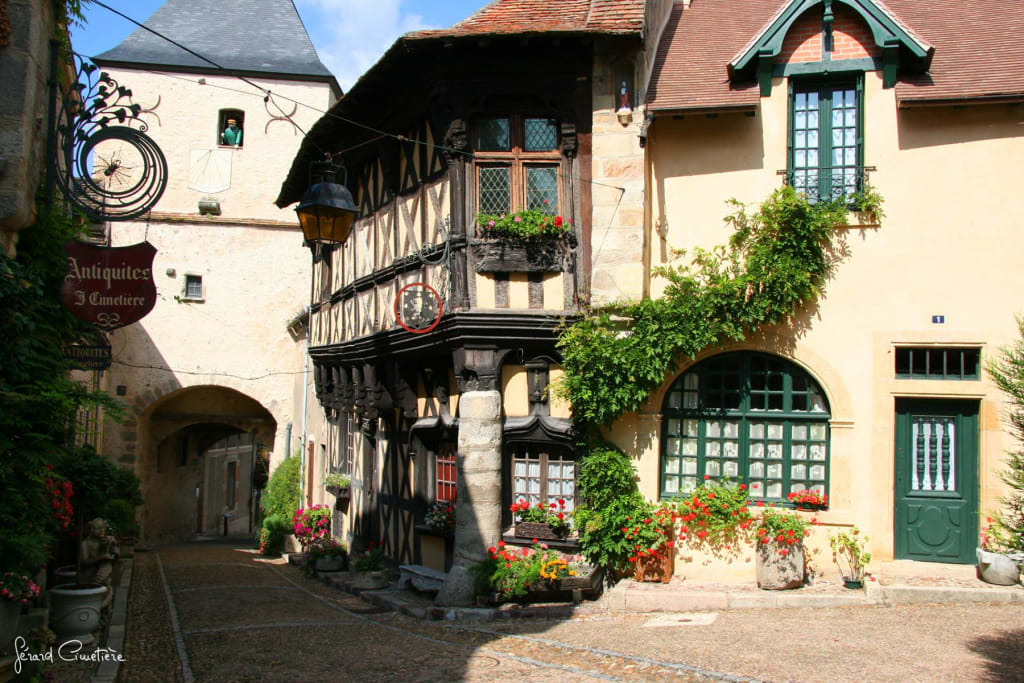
[[647, 0, 1024, 112], [92, 0, 339, 91], [406, 0, 645, 40]]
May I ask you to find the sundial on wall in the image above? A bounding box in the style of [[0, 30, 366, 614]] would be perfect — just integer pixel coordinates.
[[188, 148, 233, 194]]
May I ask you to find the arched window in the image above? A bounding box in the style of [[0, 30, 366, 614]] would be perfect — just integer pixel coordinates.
[[661, 352, 830, 502]]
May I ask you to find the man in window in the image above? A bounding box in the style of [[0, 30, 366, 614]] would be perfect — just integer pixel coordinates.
[[222, 117, 243, 147]]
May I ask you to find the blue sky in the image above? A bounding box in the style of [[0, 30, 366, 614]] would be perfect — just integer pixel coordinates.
[[70, 0, 487, 91]]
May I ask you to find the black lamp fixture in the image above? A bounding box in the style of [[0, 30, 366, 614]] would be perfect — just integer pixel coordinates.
[[295, 155, 359, 245]]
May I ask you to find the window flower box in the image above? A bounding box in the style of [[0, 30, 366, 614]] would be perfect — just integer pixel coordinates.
[[471, 237, 573, 273], [514, 521, 565, 541]]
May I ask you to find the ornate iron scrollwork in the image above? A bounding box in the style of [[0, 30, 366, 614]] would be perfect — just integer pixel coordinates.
[[54, 57, 168, 221]]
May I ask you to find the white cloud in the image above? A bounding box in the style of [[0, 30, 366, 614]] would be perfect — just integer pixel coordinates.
[[298, 0, 439, 91]]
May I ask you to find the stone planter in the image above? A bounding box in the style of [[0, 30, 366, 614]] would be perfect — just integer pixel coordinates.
[[756, 543, 805, 590], [48, 583, 108, 645], [314, 557, 346, 573], [977, 548, 1022, 586], [633, 545, 675, 584], [514, 522, 566, 541], [0, 600, 21, 651], [350, 570, 389, 591]]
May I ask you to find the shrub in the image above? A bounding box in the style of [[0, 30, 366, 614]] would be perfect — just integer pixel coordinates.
[[259, 514, 289, 556], [676, 477, 753, 555], [353, 541, 383, 572], [262, 456, 301, 521], [572, 443, 648, 573], [986, 316, 1024, 554]]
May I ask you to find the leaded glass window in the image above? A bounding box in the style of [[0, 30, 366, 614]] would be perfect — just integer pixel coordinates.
[[474, 115, 563, 219], [661, 352, 830, 503]]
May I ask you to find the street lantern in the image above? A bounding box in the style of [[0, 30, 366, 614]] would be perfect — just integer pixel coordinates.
[[295, 157, 358, 245]]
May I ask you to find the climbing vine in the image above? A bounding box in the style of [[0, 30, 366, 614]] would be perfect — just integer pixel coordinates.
[[556, 186, 854, 427]]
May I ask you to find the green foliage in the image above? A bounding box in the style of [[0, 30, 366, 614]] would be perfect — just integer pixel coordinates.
[[476, 209, 571, 240], [98, 498, 139, 538], [261, 456, 301, 521], [258, 514, 289, 556], [755, 508, 811, 553], [353, 542, 383, 572], [572, 443, 648, 572], [829, 526, 871, 580], [851, 183, 885, 223], [0, 209, 121, 574], [305, 537, 347, 575], [510, 498, 571, 537], [556, 186, 849, 427], [473, 542, 575, 602], [324, 472, 350, 489], [986, 316, 1024, 554], [676, 478, 753, 557]]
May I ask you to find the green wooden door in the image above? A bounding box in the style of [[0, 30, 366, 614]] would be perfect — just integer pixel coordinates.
[[894, 399, 978, 563]]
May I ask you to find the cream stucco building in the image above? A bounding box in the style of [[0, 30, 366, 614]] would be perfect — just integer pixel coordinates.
[[88, 0, 338, 544]]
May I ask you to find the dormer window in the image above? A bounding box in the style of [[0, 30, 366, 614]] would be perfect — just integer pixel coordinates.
[[788, 78, 863, 203], [474, 116, 561, 216], [219, 109, 244, 147]]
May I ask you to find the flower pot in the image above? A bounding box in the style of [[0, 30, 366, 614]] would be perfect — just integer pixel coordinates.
[[514, 522, 564, 541], [471, 238, 572, 273], [0, 600, 21, 651], [351, 570, 389, 591], [48, 583, 108, 645], [843, 578, 864, 590], [633, 545, 675, 583], [54, 565, 77, 584], [977, 548, 1021, 586], [756, 543, 805, 590], [326, 485, 350, 500], [314, 557, 346, 572]]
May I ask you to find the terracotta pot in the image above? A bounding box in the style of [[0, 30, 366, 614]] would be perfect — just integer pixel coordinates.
[[633, 545, 674, 583]]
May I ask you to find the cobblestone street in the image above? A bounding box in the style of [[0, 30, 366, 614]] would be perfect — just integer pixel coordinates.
[[84, 541, 1024, 682]]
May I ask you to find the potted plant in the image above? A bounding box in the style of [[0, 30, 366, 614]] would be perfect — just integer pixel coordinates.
[[977, 518, 1022, 585], [472, 209, 575, 273], [677, 476, 754, 558], [258, 514, 290, 557], [351, 541, 388, 590], [423, 500, 456, 536], [623, 502, 678, 583], [325, 472, 351, 501], [0, 572, 41, 648], [473, 541, 601, 604], [787, 489, 828, 511], [305, 537, 347, 575], [754, 508, 811, 590], [292, 504, 332, 552], [511, 498, 572, 540], [829, 526, 872, 588]]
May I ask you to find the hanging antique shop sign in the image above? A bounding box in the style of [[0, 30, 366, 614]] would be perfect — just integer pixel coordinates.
[[64, 341, 112, 370], [61, 241, 157, 331]]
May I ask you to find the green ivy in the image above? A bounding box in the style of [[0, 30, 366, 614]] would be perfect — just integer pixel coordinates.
[[556, 186, 850, 427]]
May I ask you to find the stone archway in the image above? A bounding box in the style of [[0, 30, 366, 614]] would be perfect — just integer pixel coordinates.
[[136, 385, 277, 544]]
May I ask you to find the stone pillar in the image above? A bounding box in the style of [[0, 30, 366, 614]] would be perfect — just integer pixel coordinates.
[[435, 389, 502, 606]]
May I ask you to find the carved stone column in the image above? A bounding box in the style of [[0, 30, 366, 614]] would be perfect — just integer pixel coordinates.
[[435, 387, 503, 606]]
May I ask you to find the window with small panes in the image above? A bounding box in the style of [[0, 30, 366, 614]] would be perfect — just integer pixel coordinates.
[[474, 116, 562, 217]]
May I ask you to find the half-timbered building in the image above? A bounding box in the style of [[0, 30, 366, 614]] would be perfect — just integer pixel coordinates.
[[277, 0, 670, 603]]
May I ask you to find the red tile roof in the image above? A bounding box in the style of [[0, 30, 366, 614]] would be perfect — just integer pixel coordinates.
[[648, 0, 1024, 112], [406, 0, 645, 40]]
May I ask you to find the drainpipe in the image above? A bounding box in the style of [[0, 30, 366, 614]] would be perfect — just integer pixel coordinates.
[[299, 305, 310, 500], [641, 111, 655, 300]]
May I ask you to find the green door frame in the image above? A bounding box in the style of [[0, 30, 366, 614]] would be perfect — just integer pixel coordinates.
[[894, 398, 979, 563]]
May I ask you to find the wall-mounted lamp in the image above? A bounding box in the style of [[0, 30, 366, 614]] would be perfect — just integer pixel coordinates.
[[616, 80, 633, 126], [295, 156, 359, 245]]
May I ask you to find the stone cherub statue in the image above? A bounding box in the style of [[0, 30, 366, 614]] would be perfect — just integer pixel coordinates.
[[80, 517, 119, 609]]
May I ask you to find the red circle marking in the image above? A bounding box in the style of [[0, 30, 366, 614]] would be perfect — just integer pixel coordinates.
[[394, 282, 443, 334]]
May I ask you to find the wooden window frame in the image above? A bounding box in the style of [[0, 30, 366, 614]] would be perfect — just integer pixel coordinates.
[[660, 352, 831, 504], [506, 443, 577, 524], [787, 76, 864, 203], [435, 443, 457, 504], [473, 115, 563, 216], [895, 347, 981, 380]]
